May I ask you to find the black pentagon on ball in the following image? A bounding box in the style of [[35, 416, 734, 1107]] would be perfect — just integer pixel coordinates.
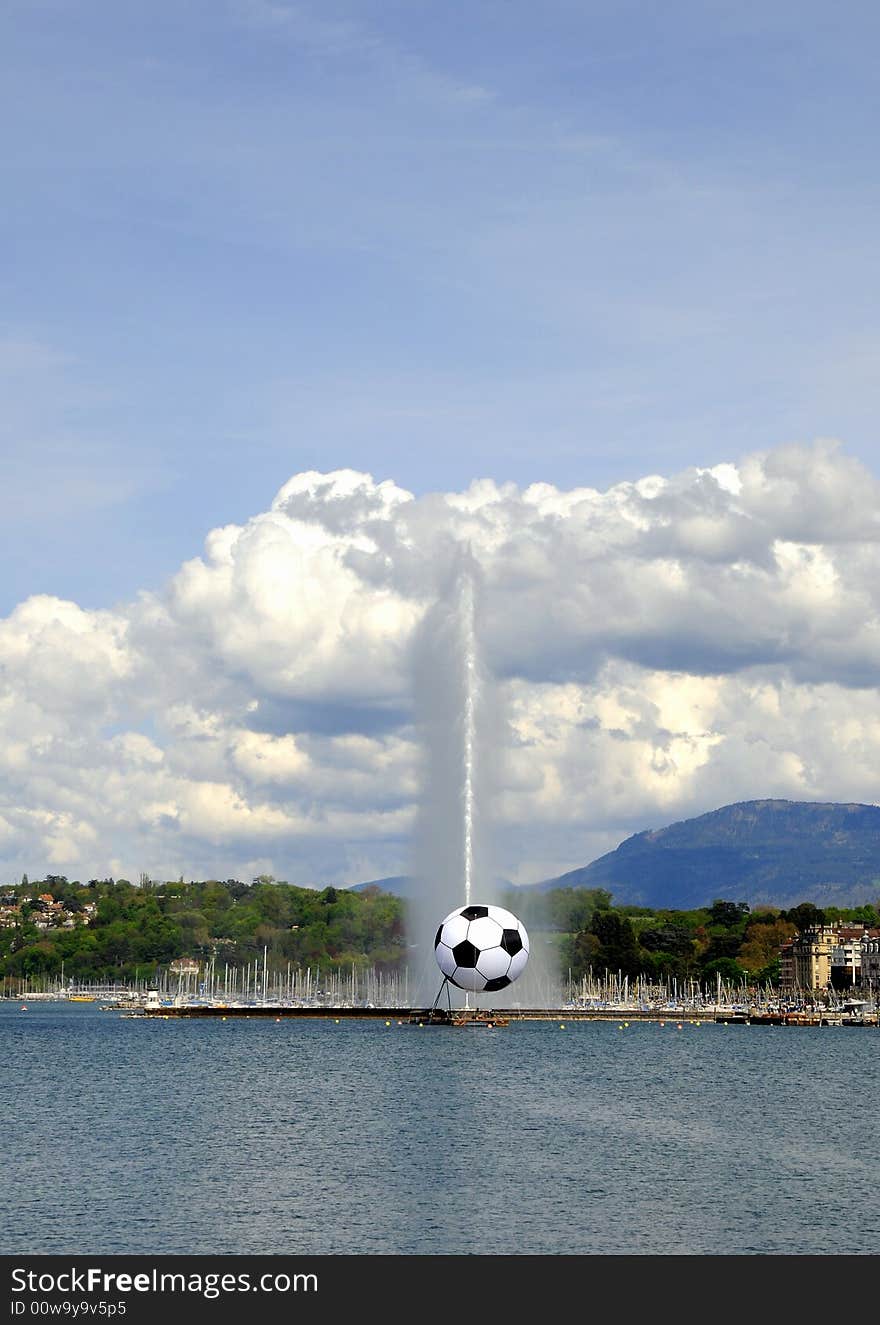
[[501, 928, 523, 956], [483, 975, 511, 992], [460, 905, 489, 920], [452, 939, 479, 968], [434, 926, 443, 948]]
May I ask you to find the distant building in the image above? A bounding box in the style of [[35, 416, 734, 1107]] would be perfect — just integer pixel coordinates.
[[862, 935, 880, 996], [170, 958, 200, 975], [779, 924, 880, 995], [779, 938, 795, 991], [779, 926, 836, 994], [831, 927, 867, 988]]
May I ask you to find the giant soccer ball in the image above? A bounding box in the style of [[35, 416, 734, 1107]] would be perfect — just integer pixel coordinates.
[[434, 904, 530, 992]]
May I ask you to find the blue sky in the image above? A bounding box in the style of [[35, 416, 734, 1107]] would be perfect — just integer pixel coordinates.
[[3, 0, 880, 614]]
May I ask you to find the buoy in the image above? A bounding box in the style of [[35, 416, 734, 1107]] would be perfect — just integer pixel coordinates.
[[275, 1017, 281, 1023], [624, 1021, 629, 1027], [385, 1021, 391, 1026], [677, 1023, 683, 1030], [20, 1005, 27, 1011], [222, 1017, 227, 1021], [659, 1021, 665, 1027], [559, 1023, 565, 1029], [335, 1018, 340, 1024]]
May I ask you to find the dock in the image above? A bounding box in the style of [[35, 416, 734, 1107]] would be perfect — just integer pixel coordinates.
[[124, 1004, 878, 1025]]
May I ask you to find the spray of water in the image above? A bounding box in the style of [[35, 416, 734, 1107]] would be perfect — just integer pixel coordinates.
[[409, 553, 490, 1006], [408, 549, 559, 1010], [461, 572, 477, 909]]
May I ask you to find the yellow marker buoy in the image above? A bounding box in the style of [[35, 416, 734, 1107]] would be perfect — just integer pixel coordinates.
[[559, 1023, 565, 1029], [222, 1017, 227, 1021], [385, 1021, 391, 1026]]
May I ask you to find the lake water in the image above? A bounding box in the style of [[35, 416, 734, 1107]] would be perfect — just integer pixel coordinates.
[[2, 1002, 878, 1256]]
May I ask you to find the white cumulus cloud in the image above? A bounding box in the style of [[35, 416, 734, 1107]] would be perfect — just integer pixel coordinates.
[[3, 439, 880, 888]]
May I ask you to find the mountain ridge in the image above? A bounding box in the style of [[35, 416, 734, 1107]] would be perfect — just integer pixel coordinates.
[[532, 798, 880, 908], [348, 800, 880, 909]]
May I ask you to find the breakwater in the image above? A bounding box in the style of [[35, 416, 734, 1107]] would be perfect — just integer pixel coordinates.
[[127, 1004, 879, 1025]]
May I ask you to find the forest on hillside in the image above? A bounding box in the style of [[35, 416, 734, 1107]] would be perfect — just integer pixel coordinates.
[[3, 875, 879, 991]]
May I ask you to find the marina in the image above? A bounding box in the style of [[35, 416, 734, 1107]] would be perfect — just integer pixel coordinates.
[[6, 985, 878, 1026], [5, 953, 878, 1025]]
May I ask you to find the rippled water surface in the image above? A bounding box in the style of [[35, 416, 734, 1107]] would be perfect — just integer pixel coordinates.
[[3, 1003, 878, 1255]]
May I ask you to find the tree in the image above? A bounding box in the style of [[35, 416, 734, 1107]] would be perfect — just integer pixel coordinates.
[[785, 902, 827, 932], [708, 900, 750, 928], [702, 957, 747, 983], [590, 911, 641, 979], [252, 884, 292, 927], [639, 923, 695, 956], [542, 888, 612, 933], [566, 929, 600, 981], [175, 910, 211, 953], [702, 929, 744, 963], [738, 919, 796, 974], [747, 908, 782, 925]]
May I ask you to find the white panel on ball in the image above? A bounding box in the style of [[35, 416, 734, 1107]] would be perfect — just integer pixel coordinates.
[[453, 965, 487, 992], [475, 946, 510, 980], [435, 943, 457, 978], [467, 916, 503, 949], [439, 913, 469, 948], [488, 906, 520, 930], [507, 948, 529, 980]]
